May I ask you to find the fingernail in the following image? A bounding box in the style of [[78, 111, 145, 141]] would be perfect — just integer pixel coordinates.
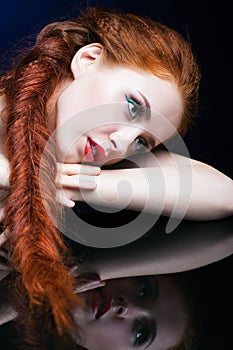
[[81, 166, 101, 175], [73, 271, 106, 293], [89, 166, 101, 174], [81, 182, 97, 190], [69, 200, 75, 207], [69, 265, 79, 276], [74, 280, 106, 293]]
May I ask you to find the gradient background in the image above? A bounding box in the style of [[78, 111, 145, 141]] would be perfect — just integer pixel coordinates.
[[0, 1, 232, 349]]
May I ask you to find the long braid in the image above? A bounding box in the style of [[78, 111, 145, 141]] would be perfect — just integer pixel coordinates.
[[3, 50, 79, 334]]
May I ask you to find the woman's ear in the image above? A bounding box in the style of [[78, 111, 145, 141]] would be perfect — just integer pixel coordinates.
[[70, 43, 103, 78]]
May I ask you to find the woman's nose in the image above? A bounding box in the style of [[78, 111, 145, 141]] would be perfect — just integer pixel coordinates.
[[109, 127, 140, 153], [113, 296, 148, 319], [113, 296, 128, 318]]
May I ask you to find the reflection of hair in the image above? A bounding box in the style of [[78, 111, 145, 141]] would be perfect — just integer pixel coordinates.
[[0, 268, 88, 349], [168, 274, 201, 350], [0, 6, 201, 335]]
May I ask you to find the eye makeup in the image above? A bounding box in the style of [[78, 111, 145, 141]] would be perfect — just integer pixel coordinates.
[[125, 94, 146, 120]]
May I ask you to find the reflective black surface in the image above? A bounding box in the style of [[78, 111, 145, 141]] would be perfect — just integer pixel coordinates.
[[1, 214, 232, 349], [1, 255, 232, 349]]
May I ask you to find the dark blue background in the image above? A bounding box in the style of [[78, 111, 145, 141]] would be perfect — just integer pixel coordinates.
[[0, 2, 232, 349], [1, 0, 232, 179]]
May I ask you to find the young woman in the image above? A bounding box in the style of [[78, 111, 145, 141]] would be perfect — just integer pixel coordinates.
[[0, 6, 232, 338]]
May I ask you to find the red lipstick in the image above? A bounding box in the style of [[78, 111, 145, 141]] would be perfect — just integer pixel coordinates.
[[84, 137, 105, 162], [84, 138, 94, 162], [92, 288, 112, 319]]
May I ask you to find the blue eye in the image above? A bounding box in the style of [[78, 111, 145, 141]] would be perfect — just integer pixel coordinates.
[[135, 136, 148, 153], [133, 319, 150, 347], [137, 277, 159, 300], [125, 95, 145, 119], [138, 280, 147, 299]]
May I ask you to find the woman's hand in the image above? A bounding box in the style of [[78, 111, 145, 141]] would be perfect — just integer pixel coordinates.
[[56, 163, 101, 207]]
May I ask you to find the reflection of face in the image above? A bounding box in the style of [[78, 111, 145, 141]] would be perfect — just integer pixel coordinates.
[[73, 276, 187, 350], [56, 65, 182, 165]]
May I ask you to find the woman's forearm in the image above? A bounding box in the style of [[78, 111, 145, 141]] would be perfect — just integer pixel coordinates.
[[79, 160, 233, 220]]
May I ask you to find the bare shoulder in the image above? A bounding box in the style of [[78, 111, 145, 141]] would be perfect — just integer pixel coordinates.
[[0, 95, 6, 114], [0, 94, 7, 153]]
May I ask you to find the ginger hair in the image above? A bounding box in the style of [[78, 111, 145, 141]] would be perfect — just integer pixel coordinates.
[[0, 6, 201, 336]]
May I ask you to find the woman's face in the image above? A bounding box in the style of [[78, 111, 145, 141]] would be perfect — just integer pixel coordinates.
[[56, 58, 182, 166], [73, 276, 187, 350]]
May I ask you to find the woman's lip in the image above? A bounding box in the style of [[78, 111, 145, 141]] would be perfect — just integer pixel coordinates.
[[84, 137, 106, 162], [92, 289, 101, 318], [84, 138, 94, 162], [92, 288, 112, 319]]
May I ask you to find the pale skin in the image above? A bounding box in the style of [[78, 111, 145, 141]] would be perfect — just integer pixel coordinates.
[[0, 43, 233, 245]]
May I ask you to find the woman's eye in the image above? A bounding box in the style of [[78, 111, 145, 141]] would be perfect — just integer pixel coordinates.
[[133, 320, 149, 347], [137, 277, 159, 300], [138, 278, 149, 299], [135, 137, 148, 153], [125, 95, 144, 119], [139, 286, 146, 299], [138, 284, 146, 299]]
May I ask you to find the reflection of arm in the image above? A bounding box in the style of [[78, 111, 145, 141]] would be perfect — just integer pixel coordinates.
[[79, 216, 233, 280], [78, 150, 233, 220]]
